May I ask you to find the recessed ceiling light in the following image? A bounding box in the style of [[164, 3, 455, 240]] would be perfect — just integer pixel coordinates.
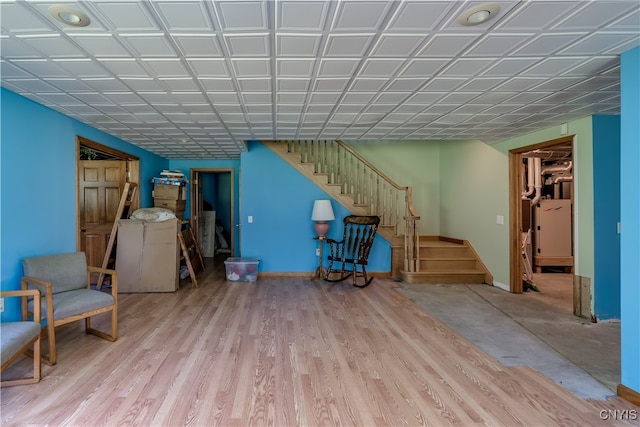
[[457, 3, 500, 26], [48, 5, 91, 27]]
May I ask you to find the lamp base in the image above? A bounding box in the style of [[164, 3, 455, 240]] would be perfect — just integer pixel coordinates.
[[314, 221, 329, 237]]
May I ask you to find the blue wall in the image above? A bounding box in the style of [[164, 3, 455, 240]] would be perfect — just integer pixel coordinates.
[[620, 46, 640, 395], [240, 141, 390, 273], [593, 115, 621, 320], [0, 88, 167, 321]]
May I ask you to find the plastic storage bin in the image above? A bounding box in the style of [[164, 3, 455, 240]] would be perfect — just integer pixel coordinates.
[[224, 258, 260, 282]]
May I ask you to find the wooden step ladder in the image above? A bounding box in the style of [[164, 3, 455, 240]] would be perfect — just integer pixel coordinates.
[[178, 228, 205, 288], [97, 182, 138, 289]]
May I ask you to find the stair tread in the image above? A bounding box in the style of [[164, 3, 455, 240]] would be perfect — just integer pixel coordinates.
[[408, 269, 485, 274], [420, 256, 476, 260]]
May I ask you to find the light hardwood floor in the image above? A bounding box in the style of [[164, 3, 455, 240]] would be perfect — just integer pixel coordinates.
[[2, 259, 638, 426]]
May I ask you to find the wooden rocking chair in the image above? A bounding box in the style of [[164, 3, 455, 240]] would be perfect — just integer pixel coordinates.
[[324, 215, 380, 288]]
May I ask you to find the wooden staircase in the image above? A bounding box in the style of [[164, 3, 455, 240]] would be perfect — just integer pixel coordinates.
[[400, 236, 492, 284], [263, 140, 491, 285]]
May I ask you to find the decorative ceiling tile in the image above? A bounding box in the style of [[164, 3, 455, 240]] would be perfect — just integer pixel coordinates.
[[159, 78, 199, 91], [199, 78, 234, 91], [418, 34, 481, 57], [231, 58, 271, 77], [81, 78, 130, 91], [217, 1, 268, 30], [90, 2, 162, 31], [465, 33, 534, 57], [551, 1, 639, 31], [187, 59, 230, 77], [236, 78, 271, 91], [318, 58, 361, 77], [97, 58, 150, 77], [224, 34, 270, 56], [331, 1, 393, 30], [277, 78, 311, 91], [323, 34, 375, 57], [0, 60, 34, 78], [171, 35, 223, 57], [278, 1, 330, 31], [1, 2, 58, 33], [151, 1, 215, 31], [9, 58, 73, 78], [438, 58, 496, 77], [399, 59, 449, 78], [369, 34, 426, 57], [512, 33, 587, 56], [119, 34, 178, 57], [142, 59, 190, 77], [313, 78, 350, 91], [70, 34, 132, 57], [16, 35, 86, 57], [276, 34, 322, 56], [482, 57, 542, 77], [560, 32, 640, 55], [1, 0, 638, 158], [358, 58, 405, 77], [277, 59, 316, 77], [386, 1, 454, 31]]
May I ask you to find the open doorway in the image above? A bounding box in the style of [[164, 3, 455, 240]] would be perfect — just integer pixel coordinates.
[[509, 136, 579, 315], [189, 168, 235, 261]]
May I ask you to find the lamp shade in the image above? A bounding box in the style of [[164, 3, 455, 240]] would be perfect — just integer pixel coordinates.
[[311, 200, 335, 221]]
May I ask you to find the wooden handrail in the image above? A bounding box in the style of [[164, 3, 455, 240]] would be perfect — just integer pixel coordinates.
[[280, 139, 421, 273], [334, 140, 408, 192]]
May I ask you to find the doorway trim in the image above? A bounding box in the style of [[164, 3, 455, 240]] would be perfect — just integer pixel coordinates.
[[75, 136, 140, 251], [189, 168, 235, 258], [509, 135, 575, 294]]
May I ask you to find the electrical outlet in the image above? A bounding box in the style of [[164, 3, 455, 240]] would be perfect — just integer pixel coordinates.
[[0, 297, 4, 313], [316, 248, 320, 256]]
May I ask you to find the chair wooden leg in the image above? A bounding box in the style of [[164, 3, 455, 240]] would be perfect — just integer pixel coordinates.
[[48, 321, 56, 365], [0, 336, 41, 387], [42, 321, 56, 366], [33, 331, 41, 382], [86, 311, 118, 342]]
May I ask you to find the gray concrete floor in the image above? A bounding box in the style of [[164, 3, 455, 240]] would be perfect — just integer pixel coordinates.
[[395, 273, 620, 400]]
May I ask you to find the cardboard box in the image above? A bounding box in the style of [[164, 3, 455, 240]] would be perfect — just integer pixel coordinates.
[[224, 258, 260, 282], [154, 184, 186, 200], [116, 218, 180, 292], [154, 198, 186, 219]]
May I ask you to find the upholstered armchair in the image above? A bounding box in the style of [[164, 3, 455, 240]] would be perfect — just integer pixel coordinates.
[[1, 289, 42, 387], [21, 252, 118, 365]]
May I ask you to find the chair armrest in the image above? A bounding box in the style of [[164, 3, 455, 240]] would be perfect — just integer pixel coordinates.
[[87, 266, 118, 295], [21, 276, 53, 294], [21, 276, 52, 321], [2, 289, 42, 322]]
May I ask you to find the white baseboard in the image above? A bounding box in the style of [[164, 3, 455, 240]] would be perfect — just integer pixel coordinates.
[[493, 281, 509, 291]]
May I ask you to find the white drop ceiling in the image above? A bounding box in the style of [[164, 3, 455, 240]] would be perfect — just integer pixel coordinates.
[[1, 0, 639, 159]]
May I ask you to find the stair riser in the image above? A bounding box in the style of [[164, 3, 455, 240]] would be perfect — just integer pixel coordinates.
[[419, 259, 478, 270], [420, 247, 473, 257], [399, 272, 486, 284]]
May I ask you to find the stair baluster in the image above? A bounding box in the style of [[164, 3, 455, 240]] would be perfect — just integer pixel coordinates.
[[276, 139, 421, 274]]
